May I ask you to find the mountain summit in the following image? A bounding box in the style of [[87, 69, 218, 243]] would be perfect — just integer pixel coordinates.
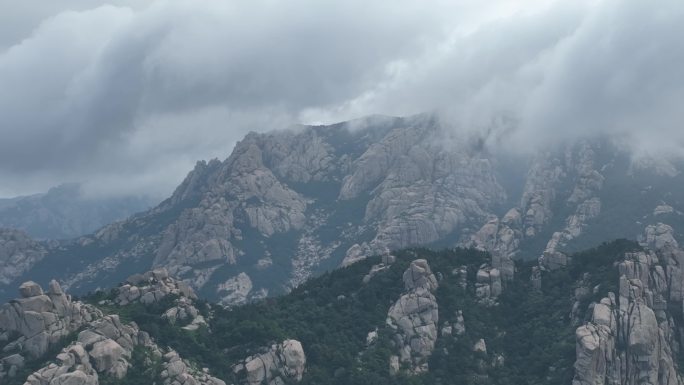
[[1, 115, 683, 305]]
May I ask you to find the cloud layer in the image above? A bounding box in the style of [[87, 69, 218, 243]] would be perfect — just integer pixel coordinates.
[[1, 0, 683, 197]]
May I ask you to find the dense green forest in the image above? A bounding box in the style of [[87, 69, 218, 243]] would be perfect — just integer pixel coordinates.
[[78, 239, 641, 385]]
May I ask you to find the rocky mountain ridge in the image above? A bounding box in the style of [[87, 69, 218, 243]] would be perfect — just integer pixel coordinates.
[[2, 115, 684, 307]]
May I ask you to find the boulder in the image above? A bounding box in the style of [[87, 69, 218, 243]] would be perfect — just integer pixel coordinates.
[[233, 340, 307, 385], [90, 339, 127, 376], [19, 281, 43, 298]]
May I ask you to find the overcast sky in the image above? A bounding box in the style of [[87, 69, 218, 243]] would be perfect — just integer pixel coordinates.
[[1, 0, 683, 198]]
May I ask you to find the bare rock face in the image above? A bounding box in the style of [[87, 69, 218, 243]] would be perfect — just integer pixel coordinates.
[[467, 209, 521, 281], [520, 152, 567, 238], [402, 259, 439, 292], [217, 272, 254, 306], [116, 268, 197, 306], [0, 280, 102, 359], [539, 144, 604, 271], [10, 117, 677, 311], [23, 344, 99, 385], [572, 246, 684, 385], [232, 339, 306, 385], [0, 229, 47, 286], [2, 278, 224, 385], [341, 120, 505, 262], [116, 269, 208, 331], [19, 281, 44, 298], [161, 350, 226, 385], [2, 116, 511, 306], [387, 259, 439, 374], [0, 284, 143, 382], [475, 266, 502, 305]]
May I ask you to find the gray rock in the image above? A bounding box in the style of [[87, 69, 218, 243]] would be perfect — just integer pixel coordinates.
[[0, 281, 103, 358], [90, 339, 127, 377], [19, 281, 43, 298], [475, 266, 502, 304], [473, 339, 487, 354], [572, 238, 684, 385], [217, 272, 253, 306], [402, 259, 438, 291], [0, 229, 47, 286], [387, 259, 439, 374], [233, 339, 306, 385]]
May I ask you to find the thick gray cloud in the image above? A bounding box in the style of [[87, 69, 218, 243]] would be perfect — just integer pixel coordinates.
[[0, 0, 682, 198]]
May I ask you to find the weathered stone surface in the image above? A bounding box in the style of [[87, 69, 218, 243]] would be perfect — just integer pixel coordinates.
[[475, 266, 502, 304], [402, 259, 438, 292], [1, 277, 226, 385], [572, 238, 684, 385], [0, 229, 47, 287], [116, 268, 197, 306], [386, 259, 439, 374], [90, 339, 127, 377], [217, 272, 253, 306], [23, 344, 99, 385], [467, 209, 520, 280], [160, 350, 226, 385], [473, 339, 487, 354], [0, 281, 102, 359], [340, 119, 505, 265], [233, 339, 306, 385], [18, 281, 43, 298]]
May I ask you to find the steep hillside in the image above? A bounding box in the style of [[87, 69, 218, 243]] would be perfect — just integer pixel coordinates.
[[3, 233, 684, 384], [2, 115, 684, 306]]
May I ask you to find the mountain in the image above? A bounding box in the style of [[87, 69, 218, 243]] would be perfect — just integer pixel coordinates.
[[1, 114, 684, 305], [0, 184, 156, 240], [2, 236, 684, 384]]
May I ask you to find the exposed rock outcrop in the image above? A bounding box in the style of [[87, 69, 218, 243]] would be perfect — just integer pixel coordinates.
[[387, 259, 439, 374], [23, 344, 99, 385], [540, 144, 604, 271], [572, 242, 684, 385], [116, 269, 207, 331], [232, 339, 306, 385], [0, 229, 47, 286], [0, 279, 101, 359], [2, 278, 224, 384], [217, 273, 254, 306], [341, 120, 505, 264], [467, 209, 521, 280], [161, 350, 226, 385], [475, 266, 502, 305], [115, 268, 197, 306]]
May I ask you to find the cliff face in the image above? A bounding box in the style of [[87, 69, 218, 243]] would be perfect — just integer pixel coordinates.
[[573, 224, 684, 385]]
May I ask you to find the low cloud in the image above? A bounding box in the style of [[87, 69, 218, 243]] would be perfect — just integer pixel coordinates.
[[1, 0, 682, 197]]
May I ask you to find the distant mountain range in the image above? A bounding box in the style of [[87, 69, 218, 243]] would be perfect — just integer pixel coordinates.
[[0, 183, 156, 240]]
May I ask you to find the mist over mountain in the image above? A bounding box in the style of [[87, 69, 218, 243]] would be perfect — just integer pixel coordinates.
[[3, 1, 684, 384], [0, 184, 157, 239], [1, 115, 682, 306], [1, 0, 684, 199]]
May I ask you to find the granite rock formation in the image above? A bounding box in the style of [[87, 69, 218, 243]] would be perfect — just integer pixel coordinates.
[[232, 339, 307, 385], [387, 259, 439, 374], [572, 225, 684, 385]]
